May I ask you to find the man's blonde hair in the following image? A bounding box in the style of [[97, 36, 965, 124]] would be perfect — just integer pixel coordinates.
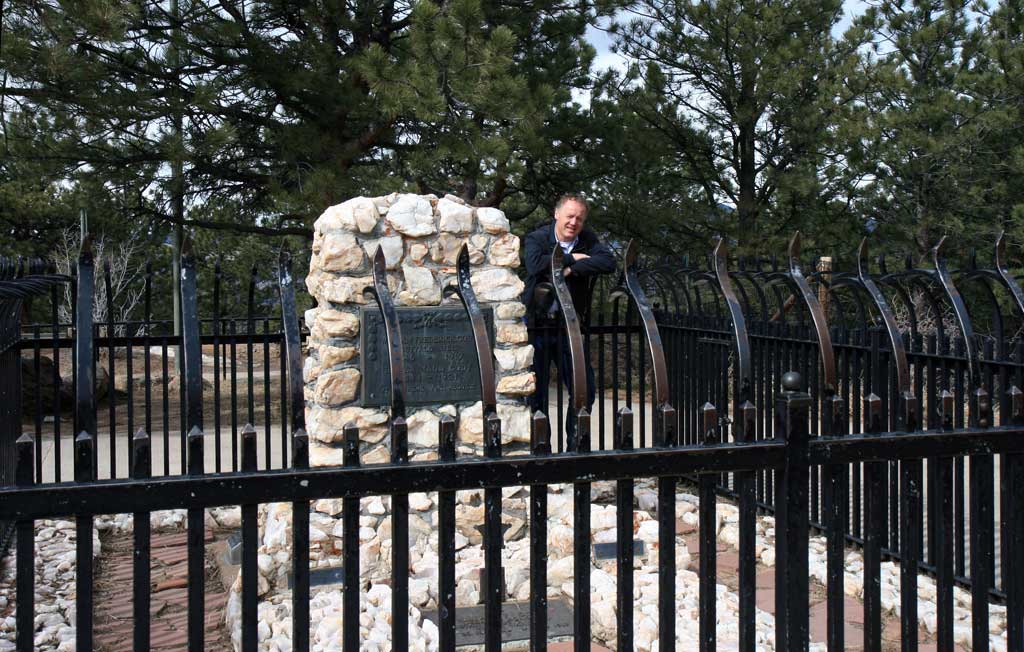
[[554, 193, 589, 215]]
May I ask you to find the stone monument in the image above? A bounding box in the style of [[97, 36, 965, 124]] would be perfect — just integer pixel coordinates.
[[226, 193, 540, 651]]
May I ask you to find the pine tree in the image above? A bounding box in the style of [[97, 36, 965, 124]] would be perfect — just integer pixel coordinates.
[[608, 0, 865, 251]]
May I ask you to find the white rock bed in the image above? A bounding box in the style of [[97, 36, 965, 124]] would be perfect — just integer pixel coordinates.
[[230, 482, 1012, 652], [729, 506, 1010, 651], [228, 485, 786, 652], [0, 507, 238, 652], [0, 520, 99, 652], [0, 493, 1008, 652]]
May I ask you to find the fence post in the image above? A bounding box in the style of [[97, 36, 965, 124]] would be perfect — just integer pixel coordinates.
[[342, 423, 361, 652], [822, 393, 847, 652], [774, 371, 810, 652], [969, 386, 993, 652], [241, 424, 258, 652], [16, 434, 35, 652], [530, 411, 551, 652], [73, 235, 96, 652], [1004, 386, 1023, 652], [439, 415, 458, 652], [698, 401, 718, 652], [935, 390, 955, 652], [613, 408, 633, 652], [131, 428, 152, 652]]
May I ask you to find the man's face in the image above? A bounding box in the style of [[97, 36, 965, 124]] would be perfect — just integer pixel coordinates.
[[554, 199, 587, 242]]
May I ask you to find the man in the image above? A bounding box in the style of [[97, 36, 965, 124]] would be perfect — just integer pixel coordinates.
[[522, 193, 615, 448]]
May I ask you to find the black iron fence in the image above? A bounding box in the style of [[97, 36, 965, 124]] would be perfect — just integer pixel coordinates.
[[0, 258, 70, 555], [17, 245, 309, 483], [2, 233, 1024, 651]]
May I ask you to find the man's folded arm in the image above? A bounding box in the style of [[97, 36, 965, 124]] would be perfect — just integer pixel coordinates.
[[568, 241, 616, 275]]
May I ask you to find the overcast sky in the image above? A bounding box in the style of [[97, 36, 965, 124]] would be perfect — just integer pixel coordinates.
[[584, 0, 872, 76]]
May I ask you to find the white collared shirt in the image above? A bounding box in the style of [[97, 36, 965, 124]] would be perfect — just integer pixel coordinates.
[[558, 237, 578, 255]]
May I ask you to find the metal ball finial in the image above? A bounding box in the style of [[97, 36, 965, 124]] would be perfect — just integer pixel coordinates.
[[781, 371, 803, 392]]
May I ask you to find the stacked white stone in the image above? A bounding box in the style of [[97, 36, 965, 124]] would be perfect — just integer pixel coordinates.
[[304, 192, 535, 466]]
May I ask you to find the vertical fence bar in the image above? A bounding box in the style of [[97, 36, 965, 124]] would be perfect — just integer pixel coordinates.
[[213, 262, 222, 473], [15, 434, 35, 652], [899, 392, 921, 652], [291, 427, 310, 652], [241, 424, 258, 652], [181, 238, 206, 652], [614, 408, 634, 652], [263, 317, 272, 468], [736, 400, 757, 652], [280, 248, 311, 652], [774, 371, 810, 652], [936, 390, 955, 652], [30, 328, 41, 481], [230, 319, 239, 473], [132, 429, 152, 652], [439, 416, 458, 652], [572, 407, 591, 652], [75, 430, 95, 652], [342, 424, 361, 652], [863, 391, 884, 652], [74, 237, 96, 652], [823, 394, 847, 652], [698, 402, 717, 652], [484, 411, 504, 652], [392, 416, 410, 652], [144, 263, 153, 445], [51, 285, 63, 482], [530, 411, 550, 652], [246, 265, 256, 429], [969, 387, 993, 652], [1005, 386, 1024, 652]]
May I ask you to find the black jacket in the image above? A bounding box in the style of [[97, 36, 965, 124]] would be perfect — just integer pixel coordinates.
[[522, 221, 616, 324]]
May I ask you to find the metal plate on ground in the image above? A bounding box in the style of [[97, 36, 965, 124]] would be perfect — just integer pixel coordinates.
[[421, 599, 572, 645], [361, 306, 494, 406], [594, 540, 644, 559], [286, 565, 345, 589]]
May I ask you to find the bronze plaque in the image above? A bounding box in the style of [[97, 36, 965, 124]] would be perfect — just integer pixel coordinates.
[[360, 306, 494, 406]]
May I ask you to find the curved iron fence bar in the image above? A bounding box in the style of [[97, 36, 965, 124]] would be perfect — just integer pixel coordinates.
[[652, 264, 693, 315], [885, 269, 949, 343], [443, 244, 498, 415], [685, 270, 717, 316], [829, 277, 877, 332], [733, 272, 770, 322], [787, 232, 837, 396], [646, 268, 683, 314], [760, 271, 810, 326], [692, 273, 729, 319], [620, 240, 671, 407], [995, 231, 1024, 321], [957, 270, 1005, 349], [932, 236, 981, 389], [362, 246, 407, 419], [712, 238, 753, 403], [728, 271, 755, 320], [751, 270, 790, 321], [875, 276, 920, 336], [549, 243, 587, 412], [278, 247, 306, 434], [857, 238, 912, 395]]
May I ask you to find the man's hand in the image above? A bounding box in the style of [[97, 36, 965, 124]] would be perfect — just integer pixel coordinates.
[[573, 253, 590, 261], [563, 267, 572, 277]]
